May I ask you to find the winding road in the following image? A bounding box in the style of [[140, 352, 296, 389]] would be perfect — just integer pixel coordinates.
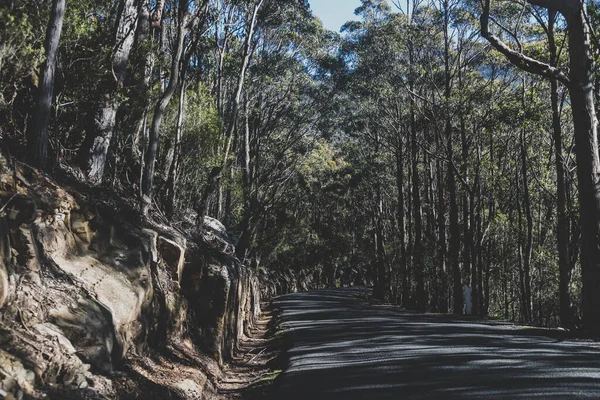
[[269, 288, 600, 399]]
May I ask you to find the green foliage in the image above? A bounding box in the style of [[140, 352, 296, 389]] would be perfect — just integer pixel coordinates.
[[0, 4, 45, 112], [175, 85, 222, 210]]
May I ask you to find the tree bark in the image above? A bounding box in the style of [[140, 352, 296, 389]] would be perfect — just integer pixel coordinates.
[[80, 0, 139, 183], [396, 138, 408, 306], [566, 7, 600, 334], [436, 154, 448, 313], [237, 97, 254, 261], [459, 96, 472, 314], [442, 0, 461, 314], [374, 190, 388, 301], [31, 0, 65, 170], [519, 78, 533, 322], [198, 0, 264, 219], [548, 10, 573, 329], [141, 0, 189, 216], [412, 104, 425, 312], [164, 75, 187, 216]]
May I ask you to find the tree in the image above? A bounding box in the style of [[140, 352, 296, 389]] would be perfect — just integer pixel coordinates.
[[141, 0, 208, 216], [31, 0, 65, 169], [197, 0, 266, 220], [79, 0, 139, 183]]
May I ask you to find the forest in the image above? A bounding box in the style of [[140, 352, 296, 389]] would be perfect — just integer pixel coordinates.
[[2, 0, 600, 338]]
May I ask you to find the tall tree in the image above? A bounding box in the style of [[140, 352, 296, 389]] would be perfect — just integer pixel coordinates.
[[31, 0, 65, 169], [80, 0, 139, 183], [141, 0, 195, 216], [197, 0, 265, 220]]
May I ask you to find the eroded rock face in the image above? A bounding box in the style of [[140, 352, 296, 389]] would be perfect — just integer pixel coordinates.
[[158, 235, 186, 281], [0, 180, 158, 396], [0, 153, 268, 399]]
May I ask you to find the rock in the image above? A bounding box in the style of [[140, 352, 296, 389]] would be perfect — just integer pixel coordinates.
[[0, 153, 15, 191], [0, 266, 7, 310], [70, 212, 95, 245], [173, 379, 203, 398], [49, 298, 116, 373], [142, 228, 158, 264], [202, 216, 236, 245], [0, 217, 10, 309], [0, 149, 270, 399], [200, 216, 236, 255], [33, 323, 78, 355], [0, 350, 36, 397], [158, 236, 185, 282], [202, 216, 228, 238], [9, 226, 41, 273]]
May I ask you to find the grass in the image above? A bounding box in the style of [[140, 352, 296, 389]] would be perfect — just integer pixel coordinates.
[[259, 369, 283, 383]]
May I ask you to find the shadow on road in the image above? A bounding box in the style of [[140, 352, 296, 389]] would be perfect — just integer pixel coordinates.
[[268, 288, 600, 399]]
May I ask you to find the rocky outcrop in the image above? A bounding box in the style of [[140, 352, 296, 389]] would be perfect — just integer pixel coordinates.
[[0, 153, 268, 399]]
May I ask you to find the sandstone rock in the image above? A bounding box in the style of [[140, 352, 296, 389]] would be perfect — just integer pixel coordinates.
[[201, 216, 236, 255], [49, 298, 116, 373], [0, 266, 7, 310], [9, 226, 41, 273], [0, 350, 35, 397], [70, 211, 95, 245], [158, 235, 185, 282], [202, 216, 228, 239], [33, 323, 78, 355], [173, 378, 203, 398], [0, 150, 270, 399], [142, 228, 159, 264]]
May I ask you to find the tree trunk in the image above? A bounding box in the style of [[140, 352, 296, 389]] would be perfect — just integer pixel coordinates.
[[412, 104, 425, 312], [81, 0, 139, 183], [31, 0, 65, 170], [442, 0, 461, 314], [141, 0, 189, 216], [460, 111, 472, 314], [165, 77, 187, 216], [448, 126, 461, 314], [237, 97, 254, 261], [548, 10, 573, 329], [151, 0, 165, 28], [396, 138, 408, 306], [374, 191, 388, 301], [469, 186, 478, 315], [566, 7, 600, 334], [519, 79, 533, 322], [197, 0, 264, 219], [436, 154, 448, 313]]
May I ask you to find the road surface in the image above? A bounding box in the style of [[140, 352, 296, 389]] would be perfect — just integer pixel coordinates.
[[269, 288, 600, 399]]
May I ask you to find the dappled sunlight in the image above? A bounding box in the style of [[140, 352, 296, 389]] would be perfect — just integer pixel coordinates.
[[270, 288, 600, 399]]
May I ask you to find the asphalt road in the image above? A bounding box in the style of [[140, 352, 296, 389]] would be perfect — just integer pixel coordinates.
[[269, 288, 600, 399]]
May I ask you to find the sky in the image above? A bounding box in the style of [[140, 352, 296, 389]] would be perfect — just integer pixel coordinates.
[[308, 0, 363, 32]]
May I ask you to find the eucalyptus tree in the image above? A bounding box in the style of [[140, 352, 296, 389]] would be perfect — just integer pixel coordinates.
[[197, 0, 268, 219], [79, 0, 140, 183], [31, 0, 65, 169], [141, 0, 211, 216]]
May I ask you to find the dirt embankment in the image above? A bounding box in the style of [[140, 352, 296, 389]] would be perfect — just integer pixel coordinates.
[[0, 152, 277, 400]]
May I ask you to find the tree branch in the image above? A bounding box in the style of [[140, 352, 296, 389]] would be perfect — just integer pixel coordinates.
[[480, 0, 571, 86]]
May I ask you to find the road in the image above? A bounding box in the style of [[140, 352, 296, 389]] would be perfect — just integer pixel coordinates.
[[268, 288, 600, 399]]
